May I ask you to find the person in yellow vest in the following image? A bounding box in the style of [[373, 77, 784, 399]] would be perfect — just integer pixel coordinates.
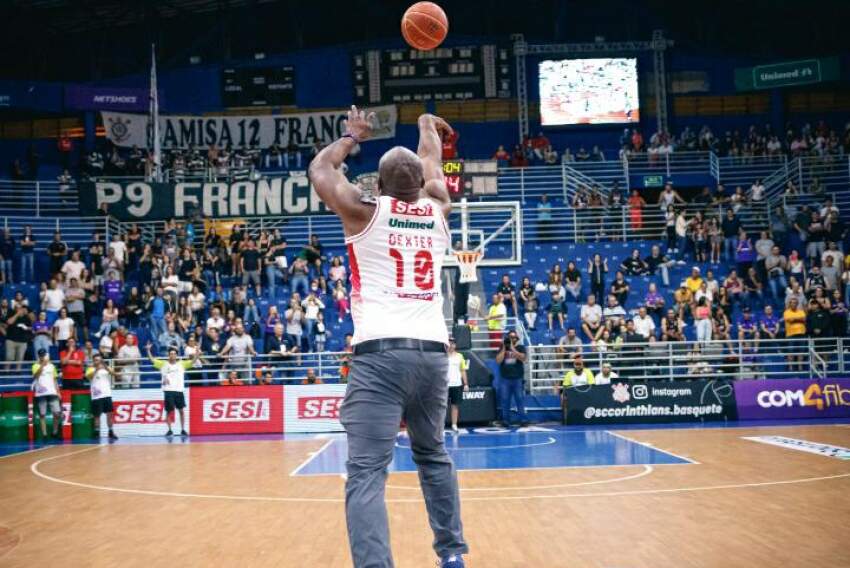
[[485, 293, 507, 349], [446, 339, 469, 433], [560, 354, 595, 422]]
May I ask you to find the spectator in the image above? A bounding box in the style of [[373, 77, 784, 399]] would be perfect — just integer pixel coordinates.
[[486, 294, 507, 348], [721, 209, 741, 261], [537, 194, 553, 240], [495, 330, 527, 427], [830, 289, 847, 338], [609, 271, 630, 306], [644, 282, 666, 319], [519, 280, 539, 331], [783, 297, 807, 372], [492, 145, 510, 162], [594, 362, 618, 385], [561, 354, 595, 394], [602, 294, 626, 323], [0, 230, 14, 284], [547, 291, 566, 331], [158, 322, 185, 354], [32, 310, 53, 357], [587, 254, 608, 301], [620, 249, 648, 276], [821, 255, 841, 291], [661, 308, 684, 342], [446, 338, 469, 433], [557, 328, 582, 359], [759, 305, 781, 344], [645, 244, 673, 287], [116, 334, 142, 389], [497, 275, 518, 315], [302, 292, 325, 351], [301, 368, 323, 385], [765, 246, 788, 301], [633, 306, 656, 339], [333, 280, 350, 323], [563, 261, 582, 301], [19, 226, 35, 283], [32, 348, 62, 440], [736, 230, 756, 276], [147, 287, 170, 339], [580, 294, 603, 342], [285, 298, 305, 350], [627, 190, 647, 231], [220, 321, 256, 382], [240, 239, 263, 296], [53, 307, 76, 353], [289, 257, 310, 298]]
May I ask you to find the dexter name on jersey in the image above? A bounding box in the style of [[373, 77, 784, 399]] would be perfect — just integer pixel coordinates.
[[387, 233, 435, 249]]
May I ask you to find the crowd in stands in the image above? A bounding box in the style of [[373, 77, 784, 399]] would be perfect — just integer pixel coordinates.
[[492, 120, 850, 168], [484, 191, 849, 382], [0, 221, 356, 391]]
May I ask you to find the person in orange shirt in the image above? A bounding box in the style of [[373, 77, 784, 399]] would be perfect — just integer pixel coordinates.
[[783, 297, 807, 373]]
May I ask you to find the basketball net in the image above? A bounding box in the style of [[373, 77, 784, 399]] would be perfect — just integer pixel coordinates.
[[454, 250, 482, 284]]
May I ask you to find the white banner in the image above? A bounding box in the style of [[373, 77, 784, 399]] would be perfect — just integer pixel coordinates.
[[101, 105, 397, 149], [283, 384, 347, 433], [108, 388, 190, 437]]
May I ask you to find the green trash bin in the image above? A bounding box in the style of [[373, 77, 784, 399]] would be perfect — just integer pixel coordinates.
[[71, 393, 94, 440], [1, 395, 29, 443]]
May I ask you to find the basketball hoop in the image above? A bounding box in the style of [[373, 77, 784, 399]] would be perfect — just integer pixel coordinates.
[[454, 250, 482, 283]]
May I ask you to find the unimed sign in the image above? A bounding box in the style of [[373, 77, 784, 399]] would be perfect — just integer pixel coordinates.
[[734, 56, 840, 91]]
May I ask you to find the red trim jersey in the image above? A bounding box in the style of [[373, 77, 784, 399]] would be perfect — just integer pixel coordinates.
[[345, 195, 450, 345]]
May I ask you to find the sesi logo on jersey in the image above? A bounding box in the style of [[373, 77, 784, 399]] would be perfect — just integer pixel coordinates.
[[390, 199, 433, 217], [202, 398, 270, 422], [298, 397, 343, 420], [114, 400, 167, 424]]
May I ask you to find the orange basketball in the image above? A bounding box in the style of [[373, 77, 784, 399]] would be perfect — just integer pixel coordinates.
[[401, 2, 448, 51]]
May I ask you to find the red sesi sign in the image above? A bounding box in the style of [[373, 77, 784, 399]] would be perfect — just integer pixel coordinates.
[[189, 386, 283, 435], [390, 198, 433, 217], [298, 397, 343, 420]]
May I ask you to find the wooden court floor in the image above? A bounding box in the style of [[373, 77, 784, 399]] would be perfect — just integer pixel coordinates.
[[1, 423, 848, 568]]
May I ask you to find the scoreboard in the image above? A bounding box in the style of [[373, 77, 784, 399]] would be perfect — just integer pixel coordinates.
[[443, 160, 499, 200], [352, 45, 512, 104], [222, 66, 296, 107]]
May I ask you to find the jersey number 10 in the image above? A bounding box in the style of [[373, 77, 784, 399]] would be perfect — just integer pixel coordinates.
[[388, 248, 434, 290]]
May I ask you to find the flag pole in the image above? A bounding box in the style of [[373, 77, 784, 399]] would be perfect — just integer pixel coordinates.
[[149, 43, 162, 182]]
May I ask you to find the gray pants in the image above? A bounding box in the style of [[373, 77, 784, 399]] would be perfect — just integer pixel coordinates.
[[340, 349, 467, 568]]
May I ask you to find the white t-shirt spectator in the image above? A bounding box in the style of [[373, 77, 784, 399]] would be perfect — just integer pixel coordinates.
[[633, 314, 656, 339], [594, 370, 619, 385], [162, 274, 180, 295], [61, 259, 86, 282], [580, 304, 602, 326], [33, 363, 58, 396], [302, 297, 325, 320], [99, 334, 114, 354], [109, 240, 127, 264], [225, 334, 254, 359], [602, 305, 626, 321], [188, 292, 206, 312], [53, 316, 75, 341], [206, 316, 225, 332], [43, 289, 65, 312]]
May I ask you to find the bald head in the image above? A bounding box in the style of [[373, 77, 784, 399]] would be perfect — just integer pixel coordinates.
[[378, 146, 423, 202]]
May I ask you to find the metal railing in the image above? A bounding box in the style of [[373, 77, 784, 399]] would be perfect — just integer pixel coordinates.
[[716, 155, 789, 190], [625, 151, 714, 178], [0, 215, 111, 247], [527, 337, 848, 394], [0, 180, 79, 217]]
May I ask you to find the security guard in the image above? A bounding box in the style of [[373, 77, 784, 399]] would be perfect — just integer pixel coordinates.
[[560, 354, 595, 424]]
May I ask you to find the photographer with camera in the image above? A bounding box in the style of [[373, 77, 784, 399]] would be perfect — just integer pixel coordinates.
[[495, 330, 528, 427]]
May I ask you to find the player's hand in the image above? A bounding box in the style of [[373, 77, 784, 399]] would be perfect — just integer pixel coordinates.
[[419, 114, 453, 140], [344, 106, 375, 142], [463, 384, 469, 392]]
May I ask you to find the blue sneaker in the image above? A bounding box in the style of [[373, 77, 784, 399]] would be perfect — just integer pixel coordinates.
[[440, 555, 465, 568]]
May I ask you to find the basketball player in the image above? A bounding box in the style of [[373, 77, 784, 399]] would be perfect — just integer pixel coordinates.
[[309, 106, 467, 568]]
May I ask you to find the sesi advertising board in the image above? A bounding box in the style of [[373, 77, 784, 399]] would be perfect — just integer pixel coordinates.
[[111, 389, 190, 437], [189, 385, 283, 435], [283, 384, 346, 433], [734, 378, 850, 420]]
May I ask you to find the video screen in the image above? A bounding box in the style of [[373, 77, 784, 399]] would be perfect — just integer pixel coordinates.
[[538, 58, 640, 126]]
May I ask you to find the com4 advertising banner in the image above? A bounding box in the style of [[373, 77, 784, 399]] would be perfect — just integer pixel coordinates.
[[564, 379, 738, 425], [111, 388, 191, 437], [189, 385, 283, 435], [734, 378, 850, 420], [283, 384, 346, 433]]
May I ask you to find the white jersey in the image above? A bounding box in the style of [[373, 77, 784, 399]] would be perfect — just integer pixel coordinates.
[[447, 352, 466, 387], [33, 363, 58, 397], [90, 368, 113, 400], [345, 195, 450, 345]]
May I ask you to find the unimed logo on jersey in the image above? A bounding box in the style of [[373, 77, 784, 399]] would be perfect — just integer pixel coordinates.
[[298, 397, 343, 420], [202, 398, 270, 422], [114, 400, 167, 424], [390, 198, 433, 217]]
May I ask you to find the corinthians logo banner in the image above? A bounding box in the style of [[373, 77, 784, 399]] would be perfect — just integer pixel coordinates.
[[101, 105, 397, 149], [78, 175, 333, 220]]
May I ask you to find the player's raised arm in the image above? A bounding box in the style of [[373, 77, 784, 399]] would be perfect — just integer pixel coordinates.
[[308, 106, 375, 231], [417, 113, 453, 217]]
